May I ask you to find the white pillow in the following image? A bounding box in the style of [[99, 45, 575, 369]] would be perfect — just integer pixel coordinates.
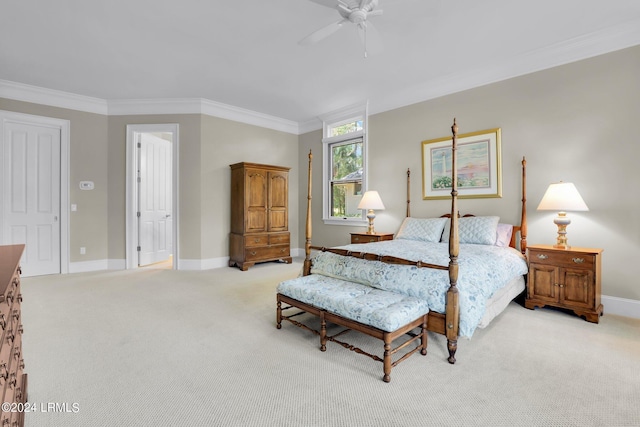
[[395, 217, 448, 243], [441, 216, 500, 245]]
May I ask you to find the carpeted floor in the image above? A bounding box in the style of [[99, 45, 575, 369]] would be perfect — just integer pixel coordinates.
[[19, 260, 640, 426]]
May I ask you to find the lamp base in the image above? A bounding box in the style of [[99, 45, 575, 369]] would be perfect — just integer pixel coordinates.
[[553, 212, 571, 250], [366, 210, 376, 234]]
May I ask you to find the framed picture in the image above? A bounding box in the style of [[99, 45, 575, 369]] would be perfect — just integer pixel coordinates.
[[422, 128, 502, 200]]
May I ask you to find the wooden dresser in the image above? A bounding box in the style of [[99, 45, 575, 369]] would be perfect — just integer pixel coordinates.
[[0, 244, 27, 427], [229, 162, 292, 271]]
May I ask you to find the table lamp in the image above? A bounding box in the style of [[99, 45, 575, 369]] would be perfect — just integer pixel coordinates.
[[358, 190, 385, 234], [536, 182, 588, 249]]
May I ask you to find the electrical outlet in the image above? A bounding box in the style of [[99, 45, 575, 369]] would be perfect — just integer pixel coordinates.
[[80, 247, 86, 255]]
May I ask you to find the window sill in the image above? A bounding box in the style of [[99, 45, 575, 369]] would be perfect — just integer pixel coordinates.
[[322, 218, 368, 226]]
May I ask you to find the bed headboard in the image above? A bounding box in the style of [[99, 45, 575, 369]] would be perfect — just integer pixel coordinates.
[[406, 157, 528, 255]]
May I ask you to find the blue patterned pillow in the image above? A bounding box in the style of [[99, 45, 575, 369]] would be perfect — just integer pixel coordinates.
[[395, 217, 448, 243], [441, 216, 500, 245]]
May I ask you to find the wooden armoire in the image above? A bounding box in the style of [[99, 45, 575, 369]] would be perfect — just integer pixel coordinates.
[[229, 162, 292, 271]]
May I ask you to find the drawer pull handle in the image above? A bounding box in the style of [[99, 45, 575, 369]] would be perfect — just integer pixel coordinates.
[[354, 237, 360, 241], [281, 249, 286, 253], [250, 251, 257, 256], [536, 254, 548, 260], [572, 257, 585, 264], [254, 238, 261, 243]]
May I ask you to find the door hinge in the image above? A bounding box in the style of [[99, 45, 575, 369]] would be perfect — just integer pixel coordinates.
[[137, 246, 141, 252], [137, 142, 141, 148], [137, 212, 141, 217]]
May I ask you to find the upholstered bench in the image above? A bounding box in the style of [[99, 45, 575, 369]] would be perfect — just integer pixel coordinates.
[[276, 274, 429, 382]]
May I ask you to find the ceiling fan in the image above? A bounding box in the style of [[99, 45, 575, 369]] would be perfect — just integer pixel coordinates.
[[300, 0, 383, 57]]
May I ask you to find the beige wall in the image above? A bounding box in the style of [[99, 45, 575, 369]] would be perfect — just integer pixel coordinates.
[[200, 115, 299, 261], [298, 45, 640, 301], [0, 98, 109, 262]]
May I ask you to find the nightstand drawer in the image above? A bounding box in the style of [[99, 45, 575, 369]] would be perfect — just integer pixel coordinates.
[[529, 250, 595, 270], [350, 232, 394, 244]]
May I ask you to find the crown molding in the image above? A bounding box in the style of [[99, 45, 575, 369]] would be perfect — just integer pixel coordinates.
[[199, 98, 299, 134], [0, 82, 300, 134], [0, 79, 108, 115], [108, 98, 299, 134]]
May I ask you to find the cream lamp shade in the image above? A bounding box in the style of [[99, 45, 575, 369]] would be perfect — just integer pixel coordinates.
[[358, 191, 385, 234], [537, 182, 588, 249]]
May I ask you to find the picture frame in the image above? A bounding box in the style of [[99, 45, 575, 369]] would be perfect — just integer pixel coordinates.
[[422, 128, 502, 200]]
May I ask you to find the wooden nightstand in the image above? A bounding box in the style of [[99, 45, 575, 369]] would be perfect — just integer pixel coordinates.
[[525, 244, 603, 323], [350, 232, 394, 244]]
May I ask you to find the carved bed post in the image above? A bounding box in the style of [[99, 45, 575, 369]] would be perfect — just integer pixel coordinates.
[[303, 150, 313, 276], [446, 118, 460, 364], [520, 157, 528, 254], [406, 168, 411, 218]]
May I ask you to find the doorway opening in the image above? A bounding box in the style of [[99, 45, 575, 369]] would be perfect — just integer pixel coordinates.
[[126, 124, 179, 270]]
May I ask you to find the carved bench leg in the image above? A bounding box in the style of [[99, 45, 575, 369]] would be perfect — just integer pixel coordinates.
[[383, 334, 392, 383], [421, 315, 428, 356], [447, 339, 457, 364], [276, 299, 282, 329], [320, 311, 327, 352]]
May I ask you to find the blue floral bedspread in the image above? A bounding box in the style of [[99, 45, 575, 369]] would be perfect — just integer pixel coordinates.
[[309, 240, 528, 337]]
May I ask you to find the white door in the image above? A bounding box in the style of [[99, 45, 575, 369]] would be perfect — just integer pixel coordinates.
[[1, 121, 61, 276], [138, 133, 172, 266]]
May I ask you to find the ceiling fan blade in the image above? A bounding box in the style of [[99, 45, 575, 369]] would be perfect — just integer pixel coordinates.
[[307, 0, 339, 9], [299, 19, 347, 46]]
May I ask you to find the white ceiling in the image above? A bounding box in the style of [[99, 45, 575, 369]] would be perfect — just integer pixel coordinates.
[[2, 0, 640, 132]]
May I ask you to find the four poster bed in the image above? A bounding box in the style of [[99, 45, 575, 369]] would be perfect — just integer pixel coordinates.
[[276, 119, 529, 382]]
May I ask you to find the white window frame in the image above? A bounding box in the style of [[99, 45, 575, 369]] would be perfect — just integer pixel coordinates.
[[320, 103, 369, 226]]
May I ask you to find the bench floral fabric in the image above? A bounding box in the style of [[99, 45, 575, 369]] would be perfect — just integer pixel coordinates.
[[277, 274, 429, 332]]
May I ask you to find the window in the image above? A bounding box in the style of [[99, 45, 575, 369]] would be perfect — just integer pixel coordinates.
[[321, 104, 368, 225]]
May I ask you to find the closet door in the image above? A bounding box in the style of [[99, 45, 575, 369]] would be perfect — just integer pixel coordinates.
[[245, 168, 267, 233], [268, 171, 288, 232]]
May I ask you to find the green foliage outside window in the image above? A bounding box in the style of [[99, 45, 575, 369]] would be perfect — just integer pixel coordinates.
[[330, 140, 363, 217]]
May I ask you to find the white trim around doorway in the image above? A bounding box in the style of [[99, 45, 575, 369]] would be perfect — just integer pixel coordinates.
[[125, 124, 180, 270]]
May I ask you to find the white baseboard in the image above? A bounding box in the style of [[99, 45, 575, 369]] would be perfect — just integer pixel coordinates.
[[602, 295, 640, 319], [69, 259, 109, 273], [108, 259, 126, 270], [180, 257, 229, 271]]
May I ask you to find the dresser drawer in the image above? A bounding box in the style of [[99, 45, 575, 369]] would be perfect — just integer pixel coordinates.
[[269, 233, 289, 245], [244, 234, 269, 247], [530, 250, 595, 270], [245, 245, 290, 261]]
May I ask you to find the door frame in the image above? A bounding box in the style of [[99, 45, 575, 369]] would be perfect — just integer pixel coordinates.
[[0, 110, 70, 274], [125, 124, 179, 269]]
